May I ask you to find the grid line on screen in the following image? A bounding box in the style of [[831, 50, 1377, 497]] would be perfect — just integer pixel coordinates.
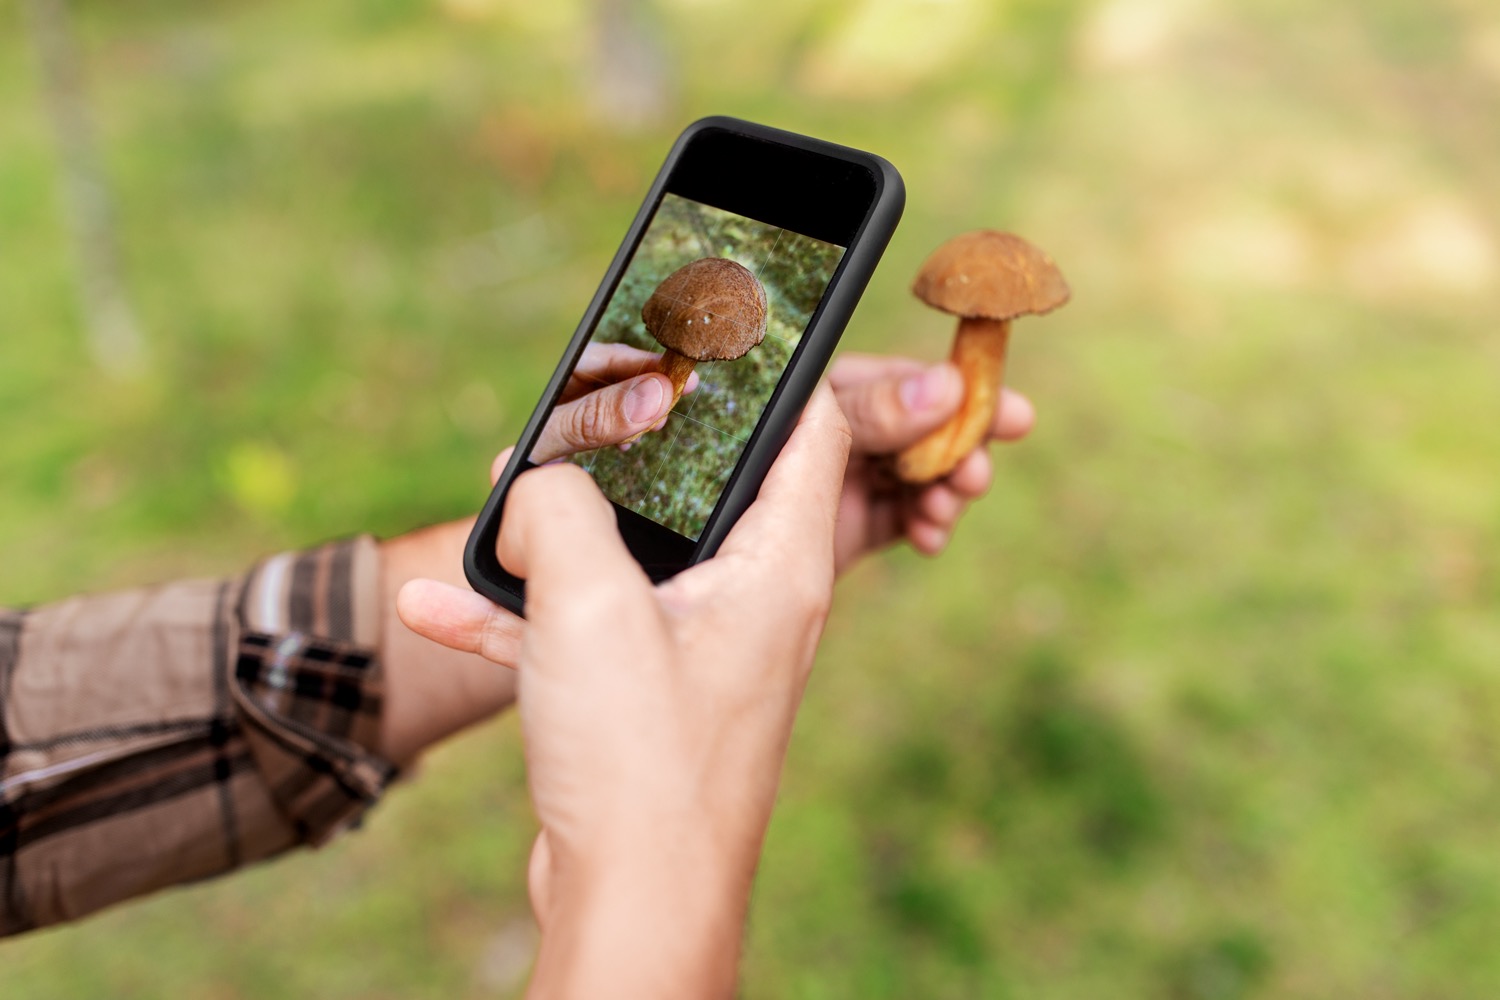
[[635, 413, 690, 508], [637, 416, 747, 520], [753, 227, 785, 282]]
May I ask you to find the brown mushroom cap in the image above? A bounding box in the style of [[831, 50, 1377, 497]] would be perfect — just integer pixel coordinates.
[[641, 257, 768, 361], [912, 230, 1071, 321]]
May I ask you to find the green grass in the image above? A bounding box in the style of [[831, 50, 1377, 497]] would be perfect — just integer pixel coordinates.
[[3, 0, 1499, 996]]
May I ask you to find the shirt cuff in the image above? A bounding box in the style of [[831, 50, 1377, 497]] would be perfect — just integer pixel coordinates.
[[0, 535, 397, 936], [232, 535, 396, 847]]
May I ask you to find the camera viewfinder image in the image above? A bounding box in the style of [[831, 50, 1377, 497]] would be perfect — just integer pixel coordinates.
[[526, 194, 846, 539]]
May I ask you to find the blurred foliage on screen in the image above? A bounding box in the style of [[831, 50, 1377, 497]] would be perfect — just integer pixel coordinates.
[[2, 0, 1498, 997]]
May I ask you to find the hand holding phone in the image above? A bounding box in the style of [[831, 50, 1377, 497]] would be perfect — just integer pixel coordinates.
[[401, 387, 853, 993], [466, 117, 904, 614]]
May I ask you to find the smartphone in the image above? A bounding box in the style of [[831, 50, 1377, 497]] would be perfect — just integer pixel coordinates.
[[464, 116, 904, 614]]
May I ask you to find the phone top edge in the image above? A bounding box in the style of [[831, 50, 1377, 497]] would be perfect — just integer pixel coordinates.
[[681, 115, 902, 181], [665, 117, 898, 248]]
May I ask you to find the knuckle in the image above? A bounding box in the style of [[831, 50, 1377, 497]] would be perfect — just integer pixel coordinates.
[[533, 569, 650, 628], [827, 401, 855, 455], [510, 462, 593, 512], [563, 395, 612, 450], [538, 461, 597, 491], [865, 388, 910, 449], [843, 382, 892, 433], [477, 605, 522, 666], [803, 585, 834, 628], [576, 580, 646, 622], [784, 559, 835, 623]]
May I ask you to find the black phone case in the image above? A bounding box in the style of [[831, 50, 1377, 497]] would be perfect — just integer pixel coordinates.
[[464, 116, 904, 615]]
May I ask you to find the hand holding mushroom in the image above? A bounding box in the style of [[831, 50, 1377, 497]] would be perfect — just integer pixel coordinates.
[[529, 342, 701, 464], [828, 351, 1036, 566], [531, 258, 766, 461], [894, 230, 1069, 484]]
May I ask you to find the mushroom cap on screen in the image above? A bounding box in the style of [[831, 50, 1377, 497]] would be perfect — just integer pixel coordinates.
[[912, 230, 1071, 321], [642, 257, 769, 361]]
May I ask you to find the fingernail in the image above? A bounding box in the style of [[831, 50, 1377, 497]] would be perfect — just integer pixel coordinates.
[[624, 376, 667, 424], [900, 365, 958, 413]]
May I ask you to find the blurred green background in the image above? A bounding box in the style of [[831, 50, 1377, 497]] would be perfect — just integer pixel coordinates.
[[2, 0, 1498, 996]]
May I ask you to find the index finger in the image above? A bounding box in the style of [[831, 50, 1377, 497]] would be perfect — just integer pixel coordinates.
[[566, 343, 662, 395], [497, 463, 653, 627]]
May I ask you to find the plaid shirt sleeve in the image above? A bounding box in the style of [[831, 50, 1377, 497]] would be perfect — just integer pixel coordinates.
[[0, 535, 397, 936]]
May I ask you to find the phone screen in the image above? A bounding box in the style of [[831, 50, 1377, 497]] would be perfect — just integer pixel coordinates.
[[526, 193, 847, 540]]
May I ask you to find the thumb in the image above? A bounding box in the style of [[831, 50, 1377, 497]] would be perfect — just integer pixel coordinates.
[[834, 362, 963, 454], [531, 373, 674, 463], [396, 578, 524, 668], [497, 463, 653, 628]]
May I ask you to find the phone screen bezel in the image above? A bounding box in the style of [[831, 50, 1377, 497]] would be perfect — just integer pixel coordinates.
[[466, 118, 902, 613]]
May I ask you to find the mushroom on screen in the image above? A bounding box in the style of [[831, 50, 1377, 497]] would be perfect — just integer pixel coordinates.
[[640, 257, 769, 412]]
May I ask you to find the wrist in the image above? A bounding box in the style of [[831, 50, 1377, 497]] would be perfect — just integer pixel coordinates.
[[378, 519, 518, 763], [531, 826, 756, 999]]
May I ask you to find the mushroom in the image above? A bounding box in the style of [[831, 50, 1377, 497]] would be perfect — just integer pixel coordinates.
[[895, 230, 1070, 484], [641, 257, 768, 410]]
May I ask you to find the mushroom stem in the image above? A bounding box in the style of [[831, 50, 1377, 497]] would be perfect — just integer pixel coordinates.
[[657, 348, 699, 408], [895, 316, 1011, 484], [619, 348, 698, 447]]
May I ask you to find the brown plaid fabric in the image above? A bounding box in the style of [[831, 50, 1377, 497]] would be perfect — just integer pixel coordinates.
[[0, 536, 395, 937]]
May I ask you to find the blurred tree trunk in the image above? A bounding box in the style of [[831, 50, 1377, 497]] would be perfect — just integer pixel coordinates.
[[24, 0, 147, 375], [589, 0, 673, 131]]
